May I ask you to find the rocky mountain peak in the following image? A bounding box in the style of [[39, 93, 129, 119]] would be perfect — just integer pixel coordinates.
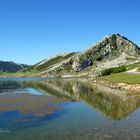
[[71, 34, 140, 72]]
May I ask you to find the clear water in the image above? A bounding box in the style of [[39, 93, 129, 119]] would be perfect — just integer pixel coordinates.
[[0, 78, 140, 140]]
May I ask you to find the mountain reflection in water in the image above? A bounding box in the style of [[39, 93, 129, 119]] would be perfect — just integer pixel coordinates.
[[0, 79, 140, 120], [21, 79, 140, 120]]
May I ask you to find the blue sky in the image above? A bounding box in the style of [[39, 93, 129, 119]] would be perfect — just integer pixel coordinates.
[[0, 0, 139, 64]]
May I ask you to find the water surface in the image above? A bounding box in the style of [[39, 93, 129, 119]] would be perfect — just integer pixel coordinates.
[[0, 78, 140, 140]]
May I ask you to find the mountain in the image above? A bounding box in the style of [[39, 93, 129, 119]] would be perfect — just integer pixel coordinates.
[[0, 61, 29, 73], [27, 34, 140, 77]]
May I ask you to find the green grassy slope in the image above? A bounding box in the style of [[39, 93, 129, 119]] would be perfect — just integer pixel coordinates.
[[99, 73, 140, 84], [24, 52, 76, 73]]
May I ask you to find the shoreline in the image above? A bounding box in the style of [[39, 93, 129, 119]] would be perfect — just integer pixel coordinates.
[[96, 80, 140, 94], [1, 74, 140, 94]]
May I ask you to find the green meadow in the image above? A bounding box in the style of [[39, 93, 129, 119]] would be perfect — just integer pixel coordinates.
[[99, 72, 140, 84]]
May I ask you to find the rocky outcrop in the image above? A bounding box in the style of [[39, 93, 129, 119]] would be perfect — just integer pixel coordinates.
[[98, 80, 140, 94], [72, 57, 93, 72]]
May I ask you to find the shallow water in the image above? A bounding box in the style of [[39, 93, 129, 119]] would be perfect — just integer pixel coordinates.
[[0, 78, 140, 140]]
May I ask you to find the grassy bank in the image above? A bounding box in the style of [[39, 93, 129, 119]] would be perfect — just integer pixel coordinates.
[[99, 72, 140, 84], [0, 71, 36, 77]]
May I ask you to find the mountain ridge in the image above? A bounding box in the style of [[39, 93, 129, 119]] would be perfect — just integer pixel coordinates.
[[29, 33, 140, 77], [0, 60, 29, 73]]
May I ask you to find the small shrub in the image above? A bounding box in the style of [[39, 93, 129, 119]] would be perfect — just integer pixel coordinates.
[[101, 66, 126, 76]]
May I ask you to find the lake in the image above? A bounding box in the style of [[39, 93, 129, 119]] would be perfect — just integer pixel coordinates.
[[0, 78, 140, 140]]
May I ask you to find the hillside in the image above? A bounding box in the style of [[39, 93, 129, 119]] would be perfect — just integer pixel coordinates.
[[26, 34, 140, 77], [24, 52, 77, 74], [0, 61, 29, 73]]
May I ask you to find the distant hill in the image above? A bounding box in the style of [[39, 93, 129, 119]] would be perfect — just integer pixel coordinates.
[[0, 61, 29, 73], [25, 34, 140, 77]]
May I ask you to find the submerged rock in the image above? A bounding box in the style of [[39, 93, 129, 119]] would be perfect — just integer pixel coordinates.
[[0, 128, 10, 133]]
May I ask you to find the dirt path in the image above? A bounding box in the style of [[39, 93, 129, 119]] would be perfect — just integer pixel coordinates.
[[126, 72, 140, 74], [126, 68, 140, 75]]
